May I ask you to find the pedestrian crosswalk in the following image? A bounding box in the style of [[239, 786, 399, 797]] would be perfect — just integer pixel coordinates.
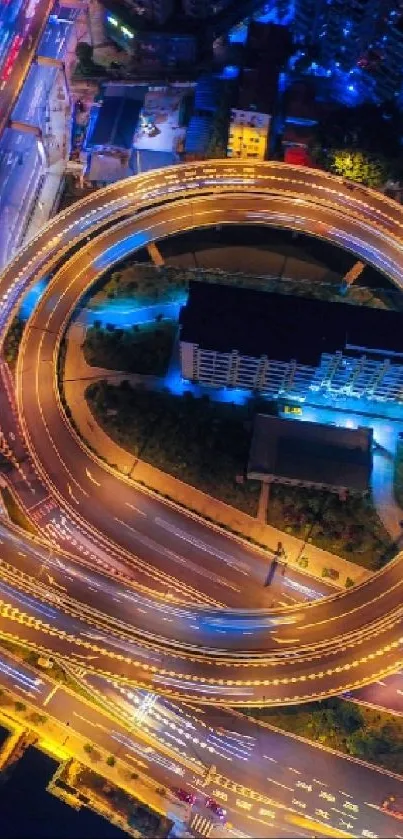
[[189, 814, 215, 837]]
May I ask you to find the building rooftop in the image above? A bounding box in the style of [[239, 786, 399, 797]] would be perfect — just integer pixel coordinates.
[[246, 21, 292, 67], [237, 65, 279, 114], [179, 281, 403, 366], [247, 414, 372, 493], [87, 96, 142, 149]]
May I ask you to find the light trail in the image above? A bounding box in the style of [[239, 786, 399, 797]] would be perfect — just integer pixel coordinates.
[[1, 161, 403, 712]]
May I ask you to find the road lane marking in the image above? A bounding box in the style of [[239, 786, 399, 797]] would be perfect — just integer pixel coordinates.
[[114, 517, 240, 592], [154, 516, 249, 575], [43, 684, 58, 706], [85, 468, 101, 487], [267, 776, 294, 792], [67, 484, 80, 504], [125, 502, 146, 516], [272, 635, 300, 644]]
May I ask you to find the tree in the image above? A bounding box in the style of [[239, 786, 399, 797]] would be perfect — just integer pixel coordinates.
[[83, 742, 93, 755], [4, 316, 24, 366], [75, 42, 94, 69], [326, 149, 387, 187], [30, 712, 47, 725], [347, 729, 380, 758], [15, 701, 26, 712], [106, 755, 116, 767], [334, 701, 363, 734]]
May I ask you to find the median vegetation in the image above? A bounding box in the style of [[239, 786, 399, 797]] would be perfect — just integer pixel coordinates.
[[3, 316, 24, 368], [86, 381, 261, 516], [244, 698, 403, 775], [90, 261, 394, 311], [84, 319, 177, 376], [85, 381, 390, 569], [269, 483, 390, 571], [91, 263, 188, 307]]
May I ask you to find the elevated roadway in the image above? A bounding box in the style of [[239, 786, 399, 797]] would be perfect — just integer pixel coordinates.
[[0, 0, 54, 137], [1, 162, 403, 704]]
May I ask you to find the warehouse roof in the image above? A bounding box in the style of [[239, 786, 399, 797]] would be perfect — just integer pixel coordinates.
[[247, 415, 372, 492], [179, 281, 403, 366]]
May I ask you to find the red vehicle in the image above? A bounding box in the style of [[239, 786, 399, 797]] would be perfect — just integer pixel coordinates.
[[381, 795, 403, 820], [171, 787, 196, 805], [206, 797, 227, 821]]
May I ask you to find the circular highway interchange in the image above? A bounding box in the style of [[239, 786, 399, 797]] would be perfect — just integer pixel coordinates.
[[2, 160, 403, 706]]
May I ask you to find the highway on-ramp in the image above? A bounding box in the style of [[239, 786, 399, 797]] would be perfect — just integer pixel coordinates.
[[1, 162, 403, 705]]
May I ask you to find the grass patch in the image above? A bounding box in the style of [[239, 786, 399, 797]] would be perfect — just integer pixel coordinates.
[[0, 636, 92, 701], [86, 381, 261, 516], [84, 320, 177, 375], [91, 264, 189, 308], [3, 316, 24, 369], [243, 698, 403, 775], [1, 486, 38, 536], [85, 381, 391, 567], [90, 262, 396, 311], [268, 484, 391, 571]]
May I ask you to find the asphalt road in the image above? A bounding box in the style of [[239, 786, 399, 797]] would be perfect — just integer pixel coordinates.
[[0, 0, 54, 137], [0, 162, 401, 703], [0, 7, 76, 267], [0, 149, 403, 834], [1, 645, 403, 839]]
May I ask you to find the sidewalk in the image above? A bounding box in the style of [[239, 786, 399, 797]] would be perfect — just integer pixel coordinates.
[[63, 323, 372, 589]]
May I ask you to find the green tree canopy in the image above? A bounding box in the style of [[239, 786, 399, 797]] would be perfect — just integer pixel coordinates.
[[334, 700, 363, 734], [327, 149, 386, 187], [75, 42, 94, 68]]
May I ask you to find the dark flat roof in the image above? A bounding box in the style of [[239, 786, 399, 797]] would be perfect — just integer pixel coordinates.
[[88, 96, 141, 149], [247, 415, 372, 491], [179, 281, 403, 366]]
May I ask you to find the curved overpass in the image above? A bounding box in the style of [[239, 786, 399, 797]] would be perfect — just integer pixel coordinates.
[[2, 161, 403, 704]]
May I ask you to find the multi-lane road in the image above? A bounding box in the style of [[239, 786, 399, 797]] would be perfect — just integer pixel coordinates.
[[2, 159, 403, 832], [2, 644, 403, 839], [0, 0, 54, 137], [0, 162, 400, 703], [0, 5, 77, 267]]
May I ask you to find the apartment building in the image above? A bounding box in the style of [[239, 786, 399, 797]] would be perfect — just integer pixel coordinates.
[[179, 281, 403, 404]]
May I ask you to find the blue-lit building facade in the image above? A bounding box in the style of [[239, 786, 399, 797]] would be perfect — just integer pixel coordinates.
[[102, 0, 403, 104], [293, 0, 403, 102], [179, 283, 403, 405]]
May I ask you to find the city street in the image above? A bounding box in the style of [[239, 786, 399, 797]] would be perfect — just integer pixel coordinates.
[[0, 164, 401, 704], [2, 645, 403, 839], [0, 5, 77, 267], [2, 114, 403, 834]]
